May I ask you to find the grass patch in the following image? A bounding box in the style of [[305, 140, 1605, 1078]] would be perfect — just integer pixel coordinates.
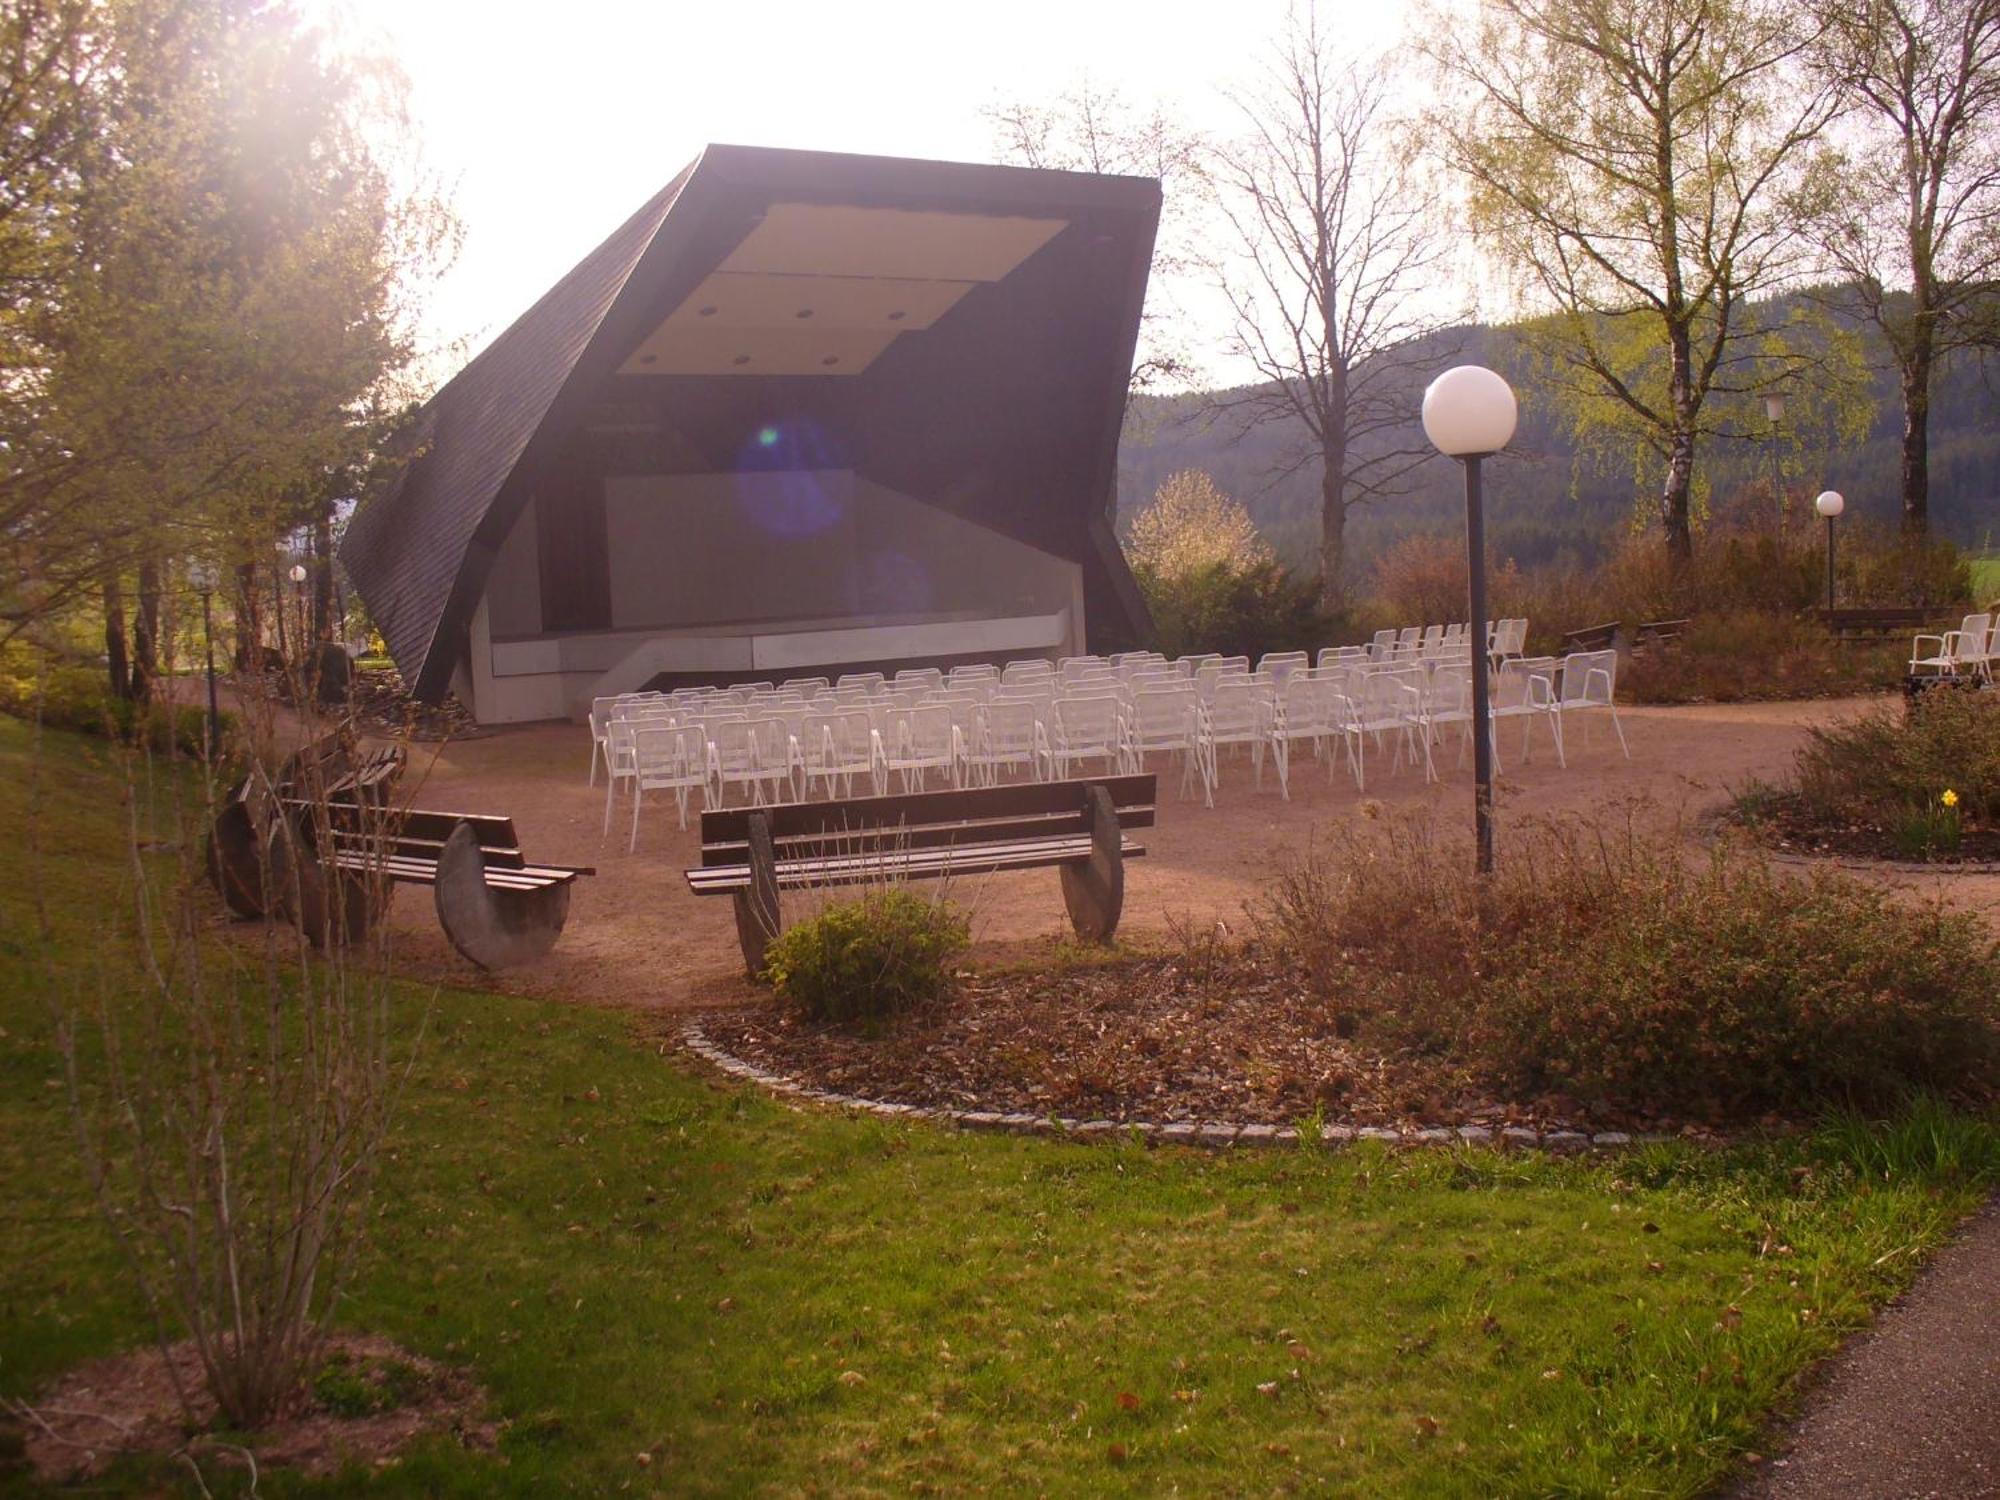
[[0, 718, 1995, 1496]]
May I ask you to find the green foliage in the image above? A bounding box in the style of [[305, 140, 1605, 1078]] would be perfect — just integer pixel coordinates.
[[1134, 557, 1325, 660], [1793, 690, 2000, 829], [2, 716, 1998, 1495], [762, 888, 970, 1025], [1265, 814, 2000, 1121], [0, 650, 230, 757], [311, 1353, 425, 1419]]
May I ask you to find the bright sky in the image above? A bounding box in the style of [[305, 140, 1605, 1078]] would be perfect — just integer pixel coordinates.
[[320, 0, 1414, 388]]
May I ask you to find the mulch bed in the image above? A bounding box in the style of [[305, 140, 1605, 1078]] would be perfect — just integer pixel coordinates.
[[1737, 792, 2000, 866], [700, 949, 1693, 1137], [8, 1333, 496, 1486]]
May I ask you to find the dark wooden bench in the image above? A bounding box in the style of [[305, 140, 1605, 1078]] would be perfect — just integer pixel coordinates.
[[1816, 606, 1935, 644], [1633, 618, 1690, 650], [278, 801, 594, 969], [1560, 621, 1621, 653], [687, 774, 1156, 976]]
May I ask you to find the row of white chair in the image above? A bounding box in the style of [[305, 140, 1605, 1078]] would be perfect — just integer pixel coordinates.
[[1911, 612, 1996, 680]]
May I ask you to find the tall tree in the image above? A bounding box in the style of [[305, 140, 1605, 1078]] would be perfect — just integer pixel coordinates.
[[986, 79, 1204, 389], [2, 0, 451, 693], [1204, 6, 1456, 614], [1428, 0, 1837, 563], [1810, 0, 2000, 535]]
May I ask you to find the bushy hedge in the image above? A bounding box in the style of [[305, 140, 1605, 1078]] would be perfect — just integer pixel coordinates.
[[762, 888, 970, 1026], [1133, 558, 1326, 662], [1264, 814, 2000, 1121], [0, 654, 230, 758], [1792, 688, 2000, 830]]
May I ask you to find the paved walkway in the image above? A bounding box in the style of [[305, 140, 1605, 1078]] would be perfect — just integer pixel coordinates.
[[1728, 1196, 2000, 1499]]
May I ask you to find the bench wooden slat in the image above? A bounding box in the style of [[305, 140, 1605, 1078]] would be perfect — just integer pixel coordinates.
[[687, 836, 1148, 893], [698, 802, 1157, 866], [696, 774, 1156, 852]]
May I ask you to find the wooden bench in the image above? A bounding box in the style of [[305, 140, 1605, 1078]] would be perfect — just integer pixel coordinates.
[[1816, 606, 1935, 644], [278, 801, 594, 969], [1559, 621, 1621, 654], [686, 774, 1156, 976], [1633, 618, 1690, 650]]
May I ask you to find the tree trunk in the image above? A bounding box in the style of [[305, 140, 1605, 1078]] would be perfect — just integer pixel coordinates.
[[1320, 464, 1352, 616], [1899, 346, 1931, 537], [1660, 324, 1696, 565], [103, 570, 130, 701], [234, 561, 262, 671], [131, 555, 161, 703], [311, 507, 335, 643]]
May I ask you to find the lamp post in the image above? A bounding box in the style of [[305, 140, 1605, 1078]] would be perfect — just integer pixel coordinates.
[[1764, 392, 1786, 531], [1422, 365, 1519, 876], [1815, 490, 1844, 611], [189, 560, 222, 760]]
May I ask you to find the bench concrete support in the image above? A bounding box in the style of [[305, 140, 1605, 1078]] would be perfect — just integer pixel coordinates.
[[205, 791, 269, 919], [269, 814, 377, 949], [434, 821, 571, 970], [1058, 783, 1125, 942], [731, 811, 781, 977]]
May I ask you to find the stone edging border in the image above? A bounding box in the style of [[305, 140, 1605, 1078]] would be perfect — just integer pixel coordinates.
[[1761, 847, 2000, 876], [682, 1025, 1677, 1154]]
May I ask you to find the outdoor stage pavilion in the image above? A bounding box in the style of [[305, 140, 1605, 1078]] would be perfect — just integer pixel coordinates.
[[341, 144, 1162, 725]]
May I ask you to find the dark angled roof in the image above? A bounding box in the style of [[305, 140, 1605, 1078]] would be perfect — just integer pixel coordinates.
[[341, 168, 692, 691], [342, 145, 1161, 701]]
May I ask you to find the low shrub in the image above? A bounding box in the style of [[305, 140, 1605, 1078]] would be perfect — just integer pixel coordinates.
[[1618, 610, 1908, 704], [762, 888, 971, 1026], [0, 650, 233, 758], [1263, 812, 2000, 1121], [1791, 688, 2000, 828], [1134, 557, 1326, 662]]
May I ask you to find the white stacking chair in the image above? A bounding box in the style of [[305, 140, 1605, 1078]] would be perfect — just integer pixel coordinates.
[[627, 723, 708, 849], [1123, 686, 1209, 803], [1317, 645, 1368, 671], [1258, 650, 1310, 687], [892, 666, 944, 694], [1048, 694, 1123, 778], [835, 671, 886, 694], [1482, 655, 1559, 773], [882, 703, 961, 792], [708, 717, 795, 807], [1413, 664, 1473, 783], [1201, 680, 1280, 794], [588, 695, 631, 786], [962, 698, 1048, 787], [798, 709, 882, 799], [1910, 612, 1994, 679], [1553, 650, 1628, 763], [1349, 668, 1425, 790], [1268, 674, 1336, 800], [1193, 656, 1250, 704], [1000, 658, 1055, 689]]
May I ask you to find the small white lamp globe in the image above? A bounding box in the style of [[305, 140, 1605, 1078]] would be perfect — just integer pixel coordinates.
[[288, 563, 307, 583], [1422, 365, 1519, 457], [1814, 490, 1845, 518], [188, 559, 219, 592]]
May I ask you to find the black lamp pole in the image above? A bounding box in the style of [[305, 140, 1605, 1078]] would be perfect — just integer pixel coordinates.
[[200, 587, 220, 758], [1463, 453, 1495, 875], [1825, 512, 1837, 612]]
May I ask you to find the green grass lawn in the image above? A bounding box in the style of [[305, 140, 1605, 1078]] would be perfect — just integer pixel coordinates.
[[1, 716, 1994, 1497]]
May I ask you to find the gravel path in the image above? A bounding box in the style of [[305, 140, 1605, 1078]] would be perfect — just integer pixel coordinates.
[[1727, 1196, 2000, 1500]]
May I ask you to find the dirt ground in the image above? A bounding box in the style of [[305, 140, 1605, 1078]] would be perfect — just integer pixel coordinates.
[[347, 694, 2000, 1015]]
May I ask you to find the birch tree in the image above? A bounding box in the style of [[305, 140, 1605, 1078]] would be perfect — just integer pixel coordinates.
[[1428, 0, 1837, 563]]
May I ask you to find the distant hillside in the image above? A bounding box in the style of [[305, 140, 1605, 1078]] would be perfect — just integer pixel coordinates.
[[1117, 300, 2000, 577]]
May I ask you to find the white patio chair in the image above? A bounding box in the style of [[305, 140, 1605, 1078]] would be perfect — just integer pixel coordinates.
[[1269, 674, 1338, 800], [1349, 668, 1424, 790], [1548, 650, 1628, 763], [1194, 656, 1250, 704], [627, 723, 709, 849], [948, 662, 1000, 690], [798, 709, 882, 799], [1123, 686, 1209, 803], [1000, 658, 1055, 689], [1048, 693, 1123, 778], [1201, 680, 1281, 795], [1910, 612, 1994, 679], [1317, 645, 1370, 671], [1366, 629, 1397, 662], [962, 698, 1049, 786], [883, 703, 961, 792], [1258, 650, 1310, 687], [708, 716, 796, 807], [1482, 655, 1560, 773]]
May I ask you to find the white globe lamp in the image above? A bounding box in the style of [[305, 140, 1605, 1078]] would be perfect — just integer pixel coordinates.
[[1815, 491, 1844, 611], [1421, 364, 1519, 875]]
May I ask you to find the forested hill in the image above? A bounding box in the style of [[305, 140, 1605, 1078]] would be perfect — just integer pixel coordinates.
[[1116, 301, 2000, 575]]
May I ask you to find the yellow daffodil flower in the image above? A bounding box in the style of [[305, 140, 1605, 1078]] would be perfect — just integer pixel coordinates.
[[1941, 789, 1959, 809]]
